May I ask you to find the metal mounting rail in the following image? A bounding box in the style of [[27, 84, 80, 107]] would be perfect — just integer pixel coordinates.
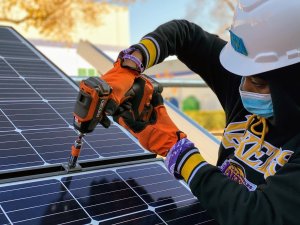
[[0, 154, 157, 184]]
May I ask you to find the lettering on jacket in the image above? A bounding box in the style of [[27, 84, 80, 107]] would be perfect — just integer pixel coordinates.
[[222, 118, 294, 179]]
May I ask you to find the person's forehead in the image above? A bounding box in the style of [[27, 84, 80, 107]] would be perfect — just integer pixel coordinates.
[[250, 75, 268, 81]]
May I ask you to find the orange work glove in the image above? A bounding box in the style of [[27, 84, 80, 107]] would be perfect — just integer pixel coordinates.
[[98, 59, 139, 128], [102, 59, 139, 116], [113, 93, 186, 156]]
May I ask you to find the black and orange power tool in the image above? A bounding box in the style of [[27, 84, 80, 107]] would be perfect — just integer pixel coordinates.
[[68, 75, 163, 169]]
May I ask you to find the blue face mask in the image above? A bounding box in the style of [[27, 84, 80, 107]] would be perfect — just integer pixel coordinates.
[[239, 78, 274, 118]]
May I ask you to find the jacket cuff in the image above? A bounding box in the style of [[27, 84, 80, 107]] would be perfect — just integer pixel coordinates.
[[177, 150, 208, 185], [131, 36, 160, 69]]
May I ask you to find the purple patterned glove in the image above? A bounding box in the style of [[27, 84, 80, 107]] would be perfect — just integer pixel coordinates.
[[165, 138, 196, 178]]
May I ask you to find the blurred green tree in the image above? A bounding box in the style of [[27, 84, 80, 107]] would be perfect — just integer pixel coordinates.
[[0, 0, 134, 42], [182, 96, 201, 111]]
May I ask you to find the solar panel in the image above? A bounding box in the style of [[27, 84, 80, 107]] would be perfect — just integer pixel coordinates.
[[0, 78, 41, 101], [26, 78, 77, 100], [0, 28, 21, 42], [100, 210, 164, 225], [0, 27, 219, 225], [0, 59, 19, 77], [0, 162, 218, 225], [22, 128, 98, 164], [0, 179, 91, 225], [0, 131, 44, 171], [0, 42, 39, 59], [0, 110, 15, 131], [0, 102, 68, 130], [5, 59, 63, 78], [0, 27, 149, 172]]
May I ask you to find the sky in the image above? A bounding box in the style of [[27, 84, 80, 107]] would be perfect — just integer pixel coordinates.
[[129, 0, 196, 44], [128, 0, 233, 45]]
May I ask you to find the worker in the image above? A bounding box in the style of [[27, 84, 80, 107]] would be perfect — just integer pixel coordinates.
[[101, 0, 300, 224]]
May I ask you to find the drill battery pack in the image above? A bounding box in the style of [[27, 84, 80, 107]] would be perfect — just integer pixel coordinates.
[[73, 77, 111, 133]]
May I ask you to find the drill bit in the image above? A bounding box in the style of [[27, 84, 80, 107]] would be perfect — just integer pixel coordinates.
[[68, 133, 85, 169]]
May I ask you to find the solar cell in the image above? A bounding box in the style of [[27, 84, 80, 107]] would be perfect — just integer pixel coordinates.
[[0, 78, 41, 101], [0, 59, 19, 77], [156, 199, 217, 225], [0, 162, 218, 225], [22, 128, 99, 164], [0, 42, 39, 59], [83, 126, 146, 157], [26, 78, 77, 100], [0, 28, 21, 43], [0, 102, 68, 130], [0, 110, 15, 132], [117, 164, 196, 207], [0, 208, 10, 225], [61, 170, 148, 221], [100, 210, 164, 225], [5, 59, 62, 78], [0, 131, 44, 171], [47, 101, 75, 124], [0, 179, 91, 225]]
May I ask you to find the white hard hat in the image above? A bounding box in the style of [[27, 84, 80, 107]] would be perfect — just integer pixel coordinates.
[[220, 0, 300, 76]]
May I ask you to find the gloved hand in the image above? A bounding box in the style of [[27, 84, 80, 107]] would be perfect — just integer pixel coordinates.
[[100, 48, 144, 128], [165, 138, 207, 183], [98, 58, 140, 128], [113, 92, 186, 156], [102, 59, 139, 116]]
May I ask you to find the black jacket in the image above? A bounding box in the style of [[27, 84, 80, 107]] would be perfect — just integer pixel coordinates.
[[132, 20, 300, 225]]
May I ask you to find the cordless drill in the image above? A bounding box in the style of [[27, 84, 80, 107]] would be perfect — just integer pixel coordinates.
[[68, 77, 111, 169], [68, 75, 163, 169]]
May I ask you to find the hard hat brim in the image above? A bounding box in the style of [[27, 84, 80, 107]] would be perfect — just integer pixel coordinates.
[[220, 43, 260, 76], [220, 42, 300, 76]]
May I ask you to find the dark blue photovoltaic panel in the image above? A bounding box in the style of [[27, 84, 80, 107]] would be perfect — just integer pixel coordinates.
[[26, 78, 78, 100], [100, 210, 164, 225], [0, 26, 150, 172], [61, 170, 148, 221], [0, 42, 38, 59], [0, 179, 91, 225], [0, 78, 41, 101], [117, 164, 218, 225], [22, 125, 143, 163], [84, 126, 146, 157], [0, 208, 10, 225], [117, 164, 196, 207], [156, 199, 217, 225], [49, 100, 146, 157], [22, 128, 99, 164], [0, 28, 21, 42], [48, 101, 74, 124], [0, 162, 218, 225], [5, 58, 62, 78], [0, 131, 44, 171], [0, 59, 19, 77], [0, 110, 15, 132], [0, 102, 68, 130]]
